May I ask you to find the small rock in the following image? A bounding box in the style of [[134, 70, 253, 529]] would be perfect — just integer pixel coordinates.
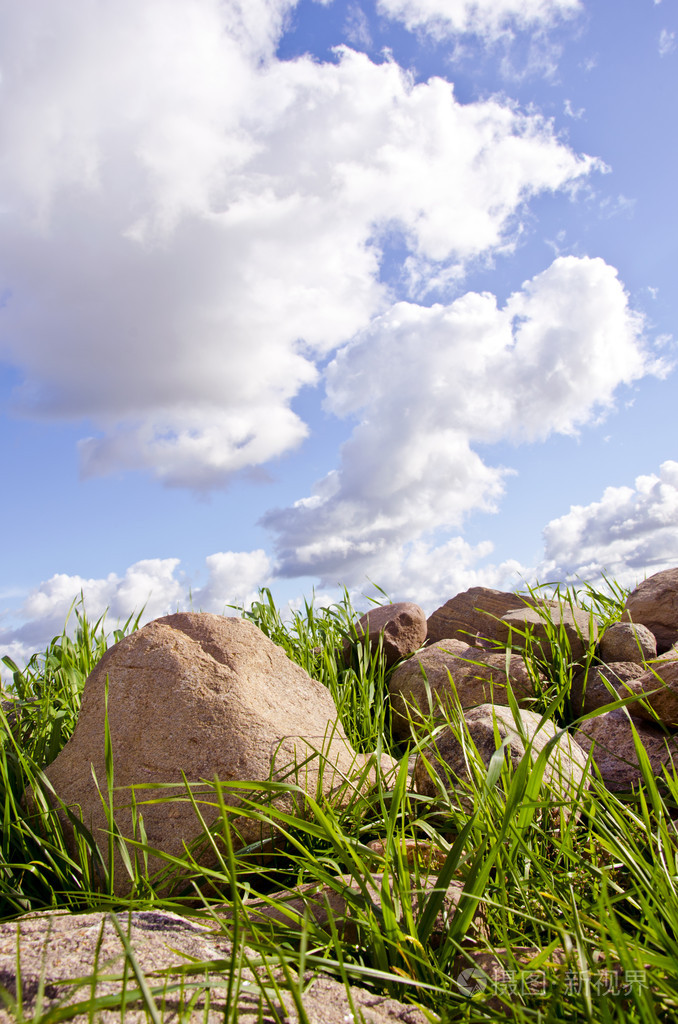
[[622, 658, 678, 727], [345, 602, 427, 667], [598, 622, 657, 664]]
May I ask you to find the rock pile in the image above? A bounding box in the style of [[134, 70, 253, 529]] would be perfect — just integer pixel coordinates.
[[12, 567, 678, 1021]]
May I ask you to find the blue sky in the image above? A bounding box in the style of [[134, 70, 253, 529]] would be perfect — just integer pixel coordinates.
[[1, 0, 677, 667]]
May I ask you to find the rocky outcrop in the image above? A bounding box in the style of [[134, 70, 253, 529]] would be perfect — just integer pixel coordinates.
[[388, 640, 537, 739], [33, 613, 394, 897]]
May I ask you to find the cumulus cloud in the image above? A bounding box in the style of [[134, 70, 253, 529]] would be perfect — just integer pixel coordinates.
[[0, 550, 272, 668], [377, 0, 581, 39], [538, 461, 678, 587], [0, 0, 596, 490], [264, 255, 667, 595]]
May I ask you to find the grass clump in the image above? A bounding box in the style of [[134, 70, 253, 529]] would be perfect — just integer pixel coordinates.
[[0, 581, 678, 1020]]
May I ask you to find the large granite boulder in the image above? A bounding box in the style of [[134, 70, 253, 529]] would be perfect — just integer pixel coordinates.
[[426, 587, 536, 647], [345, 602, 427, 667], [32, 613, 394, 896], [598, 622, 657, 664], [414, 704, 589, 817], [388, 641, 537, 739], [575, 709, 678, 791], [623, 568, 678, 652], [495, 605, 598, 663]]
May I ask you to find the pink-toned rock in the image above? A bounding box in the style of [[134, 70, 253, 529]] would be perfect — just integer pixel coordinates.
[[346, 602, 427, 667], [495, 605, 598, 663], [598, 622, 657, 664], [575, 709, 678, 791], [570, 662, 646, 718], [0, 909, 431, 1024], [414, 704, 589, 817], [623, 568, 678, 652], [32, 614, 394, 896], [388, 640, 537, 739], [622, 657, 678, 727], [426, 587, 536, 646]]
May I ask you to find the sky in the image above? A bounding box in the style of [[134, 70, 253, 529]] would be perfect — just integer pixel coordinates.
[[1, 0, 677, 669]]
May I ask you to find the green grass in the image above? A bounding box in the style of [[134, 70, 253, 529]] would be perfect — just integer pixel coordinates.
[[0, 581, 677, 1021]]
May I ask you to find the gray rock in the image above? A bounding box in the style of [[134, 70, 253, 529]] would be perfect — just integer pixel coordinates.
[[575, 709, 678, 791], [345, 602, 427, 667], [31, 613, 395, 896], [623, 568, 678, 653], [598, 622, 657, 664], [426, 587, 537, 646], [388, 640, 537, 739], [413, 704, 589, 818]]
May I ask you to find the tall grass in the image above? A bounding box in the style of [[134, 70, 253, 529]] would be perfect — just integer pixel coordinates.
[[0, 582, 677, 1020]]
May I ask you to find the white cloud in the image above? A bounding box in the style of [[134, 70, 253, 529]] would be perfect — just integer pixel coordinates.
[[264, 256, 667, 596], [0, 1, 596, 490], [0, 550, 272, 669], [376, 0, 581, 39], [538, 461, 678, 587], [659, 28, 676, 56]]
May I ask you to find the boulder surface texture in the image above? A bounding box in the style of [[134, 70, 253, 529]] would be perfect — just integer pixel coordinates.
[[36, 613, 387, 896], [347, 602, 427, 667], [623, 568, 678, 652]]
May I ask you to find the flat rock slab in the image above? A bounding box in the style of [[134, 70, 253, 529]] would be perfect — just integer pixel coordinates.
[[0, 909, 433, 1024], [575, 709, 678, 791], [623, 568, 678, 652], [426, 588, 536, 646], [388, 641, 537, 739], [32, 613, 390, 896], [495, 606, 597, 663]]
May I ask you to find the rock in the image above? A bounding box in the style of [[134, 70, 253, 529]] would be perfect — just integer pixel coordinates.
[[495, 605, 598, 663], [33, 613, 394, 897], [388, 641, 537, 740], [345, 602, 427, 667], [426, 587, 536, 647], [414, 704, 589, 817], [623, 568, 678, 652], [598, 622, 657, 664], [221, 869, 485, 948], [0, 909, 432, 1024], [570, 662, 646, 717], [575, 709, 678, 791], [621, 657, 678, 727]]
